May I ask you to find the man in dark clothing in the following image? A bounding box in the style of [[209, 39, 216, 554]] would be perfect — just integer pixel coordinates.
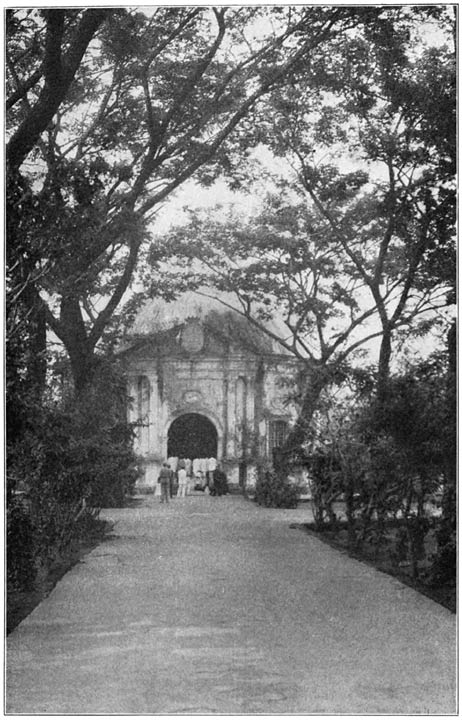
[[158, 462, 172, 503], [213, 465, 228, 496]]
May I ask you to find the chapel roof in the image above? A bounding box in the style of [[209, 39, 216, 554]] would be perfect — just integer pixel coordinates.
[[123, 290, 293, 357]]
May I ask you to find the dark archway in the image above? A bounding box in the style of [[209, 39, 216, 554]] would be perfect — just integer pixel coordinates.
[[167, 413, 218, 459]]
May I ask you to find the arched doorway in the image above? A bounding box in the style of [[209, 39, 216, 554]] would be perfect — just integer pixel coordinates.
[[167, 413, 218, 459]]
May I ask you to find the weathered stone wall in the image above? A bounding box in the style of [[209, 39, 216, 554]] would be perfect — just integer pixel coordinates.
[[124, 324, 300, 491]]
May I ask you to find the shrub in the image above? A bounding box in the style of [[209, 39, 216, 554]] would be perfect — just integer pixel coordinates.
[[429, 520, 456, 586], [304, 354, 454, 580], [7, 361, 141, 589], [305, 447, 343, 530], [7, 498, 36, 591], [254, 468, 299, 508]]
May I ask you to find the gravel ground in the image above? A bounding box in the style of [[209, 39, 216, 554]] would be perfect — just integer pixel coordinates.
[[6, 493, 457, 714]]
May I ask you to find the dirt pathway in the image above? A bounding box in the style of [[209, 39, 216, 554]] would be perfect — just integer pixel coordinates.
[[7, 494, 456, 714]]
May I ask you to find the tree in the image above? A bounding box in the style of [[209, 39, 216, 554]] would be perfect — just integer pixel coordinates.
[[318, 356, 451, 584], [148, 193, 388, 448], [7, 7, 361, 397], [150, 8, 455, 455], [7, 10, 110, 171], [6, 9, 111, 440], [258, 7, 456, 411]]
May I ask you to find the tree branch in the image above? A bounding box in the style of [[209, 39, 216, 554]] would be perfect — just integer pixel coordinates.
[[7, 9, 110, 171], [194, 289, 303, 359], [336, 330, 385, 364], [89, 236, 142, 347], [6, 68, 43, 110]]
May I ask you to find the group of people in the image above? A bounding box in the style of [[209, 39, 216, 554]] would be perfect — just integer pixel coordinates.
[[158, 457, 228, 503]]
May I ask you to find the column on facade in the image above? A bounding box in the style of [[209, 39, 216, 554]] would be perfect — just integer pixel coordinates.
[[253, 361, 266, 460], [160, 385, 173, 464], [138, 376, 150, 455], [246, 369, 255, 453], [226, 374, 236, 458], [144, 371, 158, 458], [127, 376, 140, 453], [221, 354, 229, 461], [145, 369, 162, 489], [235, 375, 247, 458], [222, 379, 228, 460]]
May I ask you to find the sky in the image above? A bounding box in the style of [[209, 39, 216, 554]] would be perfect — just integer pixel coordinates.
[[152, 177, 258, 233]]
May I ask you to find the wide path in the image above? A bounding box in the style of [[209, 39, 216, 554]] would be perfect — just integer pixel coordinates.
[[7, 494, 456, 714]]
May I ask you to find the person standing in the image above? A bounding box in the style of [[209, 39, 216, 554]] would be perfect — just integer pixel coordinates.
[[208, 456, 217, 481], [158, 462, 171, 504], [206, 457, 217, 492], [177, 460, 188, 498], [192, 457, 200, 477], [184, 458, 192, 495], [167, 456, 178, 497], [213, 464, 228, 496]]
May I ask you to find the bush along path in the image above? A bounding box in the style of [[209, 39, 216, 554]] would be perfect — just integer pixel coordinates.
[[297, 515, 456, 614], [253, 462, 454, 612], [7, 364, 139, 634], [290, 352, 457, 614], [7, 513, 110, 634]]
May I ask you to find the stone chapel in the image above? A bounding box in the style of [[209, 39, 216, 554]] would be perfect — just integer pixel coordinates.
[[120, 292, 301, 492]]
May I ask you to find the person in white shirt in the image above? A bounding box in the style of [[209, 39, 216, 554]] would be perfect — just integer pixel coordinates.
[[206, 457, 217, 488], [177, 465, 188, 498], [167, 456, 178, 472]]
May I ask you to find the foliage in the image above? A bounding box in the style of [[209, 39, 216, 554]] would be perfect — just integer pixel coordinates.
[[305, 351, 454, 583], [7, 361, 140, 590], [5, 7, 372, 591], [151, 8, 455, 459], [6, 8, 455, 592], [305, 446, 343, 530], [57, 361, 141, 507], [266, 11, 456, 410], [7, 498, 36, 591], [430, 522, 456, 587], [254, 466, 299, 509], [7, 7, 359, 397]]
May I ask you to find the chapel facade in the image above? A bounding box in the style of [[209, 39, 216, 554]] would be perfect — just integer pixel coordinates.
[[120, 293, 301, 491]]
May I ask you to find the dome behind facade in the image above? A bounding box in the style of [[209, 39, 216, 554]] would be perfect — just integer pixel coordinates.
[[127, 290, 292, 356]]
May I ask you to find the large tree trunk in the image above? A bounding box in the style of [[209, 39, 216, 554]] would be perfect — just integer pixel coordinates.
[[6, 170, 47, 443], [277, 364, 330, 470], [7, 10, 110, 172], [376, 324, 392, 412], [67, 341, 99, 399], [58, 296, 98, 398], [24, 288, 47, 396]]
